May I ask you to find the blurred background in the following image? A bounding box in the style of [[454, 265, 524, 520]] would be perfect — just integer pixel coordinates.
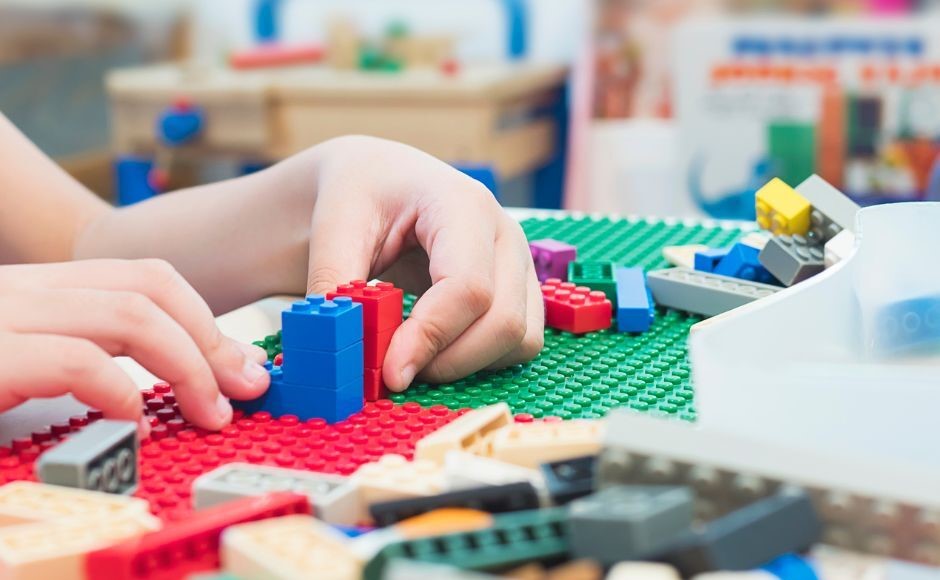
[[4, 0, 940, 217]]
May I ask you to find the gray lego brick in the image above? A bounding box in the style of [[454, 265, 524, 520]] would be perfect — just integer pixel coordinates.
[[569, 485, 694, 564], [36, 419, 137, 494], [658, 488, 822, 576], [758, 235, 825, 287], [796, 175, 861, 241], [597, 410, 940, 564], [646, 268, 779, 317], [192, 462, 359, 525]]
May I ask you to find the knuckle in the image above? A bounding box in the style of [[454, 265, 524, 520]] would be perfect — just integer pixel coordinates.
[[113, 292, 156, 328], [307, 265, 346, 295], [498, 311, 527, 346], [414, 316, 451, 355], [461, 277, 494, 314], [57, 339, 107, 382], [422, 357, 461, 384], [139, 259, 185, 293]]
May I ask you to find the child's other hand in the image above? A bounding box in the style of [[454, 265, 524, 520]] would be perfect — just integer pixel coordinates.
[[0, 260, 269, 436], [304, 136, 544, 391]]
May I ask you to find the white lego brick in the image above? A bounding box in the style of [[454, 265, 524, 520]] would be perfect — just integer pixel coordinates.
[[222, 514, 362, 580], [662, 245, 709, 269], [606, 562, 681, 580], [414, 403, 512, 465], [350, 454, 446, 507], [647, 268, 779, 318], [481, 420, 604, 469], [0, 510, 160, 580], [192, 463, 360, 526], [796, 175, 861, 234], [0, 481, 151, 527], [600, 411, 940, 563], [824, 229, 856, 268], [443, 451, 548, 502]]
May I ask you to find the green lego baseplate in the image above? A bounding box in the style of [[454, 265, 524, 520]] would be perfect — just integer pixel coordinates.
[[256, 216, 746, 421]]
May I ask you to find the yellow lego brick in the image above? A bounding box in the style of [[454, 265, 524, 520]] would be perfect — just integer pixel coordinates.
[[414, 403, 512, 465], [222, 514, 361, 580], [481, 420, 605, 469], [350, 454, 446, 507], [0, 511, 161, 580], [0, 481, 151, 527], [755, 178, 811, 236]]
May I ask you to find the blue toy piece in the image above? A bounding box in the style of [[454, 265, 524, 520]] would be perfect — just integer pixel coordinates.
[[234, 368, 363, 423], [281, 296, 363, 353], [282, 341, 364, 389], [158, 104, 205, 147], [614, 267, 655, 333], [714, 243, 778, 285], [694, 248, 731, 273], [761, 553, 818, 580], [872, 294, 940, 355], [114, 156, 158, 206]]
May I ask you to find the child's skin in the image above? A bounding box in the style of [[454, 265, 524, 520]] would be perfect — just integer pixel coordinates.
[[0, 114, 544, 436]]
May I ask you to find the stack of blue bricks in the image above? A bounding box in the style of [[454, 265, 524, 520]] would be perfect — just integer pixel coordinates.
[[236, 295, 364, 422]]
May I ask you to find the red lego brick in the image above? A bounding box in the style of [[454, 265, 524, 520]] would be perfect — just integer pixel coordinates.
[[541, 278, 612, 334], [85, 492, 309, 580], [327, 280, 403, 332], [365, 326, 395, 369], [364, 367, 387, 402]]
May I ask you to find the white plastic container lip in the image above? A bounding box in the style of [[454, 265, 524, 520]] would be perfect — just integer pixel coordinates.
[[691, 202, 940, 467]]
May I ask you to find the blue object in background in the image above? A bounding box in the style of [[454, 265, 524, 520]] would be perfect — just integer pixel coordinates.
[[872, 294, 940, 355], [501, 0, 528, 59], [761, 553, 818, 580], [158, 103, 205, 147], [254, 0, 283, 43], [688, 156, 769, 220], [455, 164, 500, 201], [115, 156, 158, 206]]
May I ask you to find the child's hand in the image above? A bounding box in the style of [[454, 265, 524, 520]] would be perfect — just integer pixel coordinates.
[[0, 260, 269, 436], [304, 136, 545, 391]]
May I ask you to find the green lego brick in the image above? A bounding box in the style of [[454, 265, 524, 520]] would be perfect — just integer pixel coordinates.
[[567, 261, 617, 304], [364, 508, 570, 580], [261, 216, 746, 421]]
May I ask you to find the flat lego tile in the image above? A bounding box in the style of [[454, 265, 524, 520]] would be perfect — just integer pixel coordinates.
[[569, 485, 694, 564], [647, 268, 780, 318], [568, 261, 617, 304], [614, 267, 655, 332], [414, 403, 512, 465], [541, 279, 613, 334], [758, 235, 825, 287], [443, 451, 547, 501], [85, 492, 309, 580], [281, 341, 364, 389], [368, 481, 540, 527], [482, 420, 604, 469], [35, 420, 138, 494], [713, 243, 777, 285], [755, 178, 811, 236], [0, 481, 150, 527], [222, 514, 362, 580], [281, 295, 363, 353], [327, 280, 404, 332], [529, 239, 577, 283], [0, 510, 160, 580], [192, 463, 359, 526]]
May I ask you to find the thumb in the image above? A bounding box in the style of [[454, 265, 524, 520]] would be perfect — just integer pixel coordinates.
[[305, 202, 377, 296]]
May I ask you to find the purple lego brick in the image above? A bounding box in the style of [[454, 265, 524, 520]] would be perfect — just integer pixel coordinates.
[[530, 239, 577, 283]]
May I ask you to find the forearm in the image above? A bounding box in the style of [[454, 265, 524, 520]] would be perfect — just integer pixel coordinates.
[[74, 147, 325, 314]]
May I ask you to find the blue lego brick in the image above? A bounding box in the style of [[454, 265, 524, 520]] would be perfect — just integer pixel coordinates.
[[281, 295, 363, 352], [761, 553, 818, 580], [614, 267, 655, 333], [282, 341, 364, 389], [872, 294, 940, 355], [713, 243, 777, 284], [233, 367, 363, 423], [693, 248, 731, 273]]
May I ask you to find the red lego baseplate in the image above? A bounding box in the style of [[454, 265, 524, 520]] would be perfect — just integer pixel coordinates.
[[0, 381, 461, 522]]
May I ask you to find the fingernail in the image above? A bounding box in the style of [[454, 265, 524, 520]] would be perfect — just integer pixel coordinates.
[[399, 365, 416, 389], [242, 358, 267, 387], [215, 393, 233, 422]]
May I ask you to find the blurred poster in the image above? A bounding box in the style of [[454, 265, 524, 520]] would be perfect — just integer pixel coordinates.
[[674, 18, 940, 219]]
